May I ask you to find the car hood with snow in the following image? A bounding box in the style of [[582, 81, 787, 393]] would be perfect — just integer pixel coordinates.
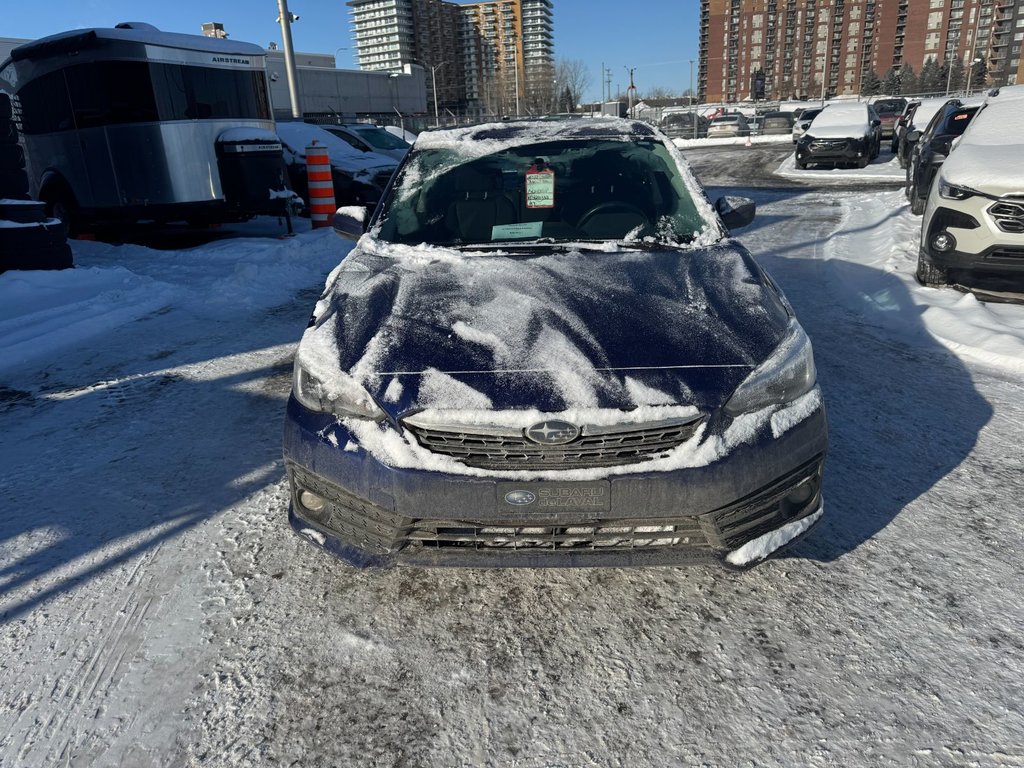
[[939, 93, 1024, 197], [297, 239, 791, 420], [275, 122, 397, 179], [804, 104, 872, 139]]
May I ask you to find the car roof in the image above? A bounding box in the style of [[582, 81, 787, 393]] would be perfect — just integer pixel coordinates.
[[413, 118, 659, 150]]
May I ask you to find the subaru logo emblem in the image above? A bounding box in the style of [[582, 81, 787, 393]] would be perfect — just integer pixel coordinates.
[[525, 420, 580, 445], [504, 490, 536, 506]]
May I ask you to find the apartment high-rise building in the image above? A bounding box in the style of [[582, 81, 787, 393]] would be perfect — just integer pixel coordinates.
[[347, 0, 554, 118], [699, 0, 1024, 104]]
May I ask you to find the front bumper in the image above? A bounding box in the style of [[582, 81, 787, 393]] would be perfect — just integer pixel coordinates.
[[796, 138, 869, 164], [282, 394, 829, 568], [922, 200, 1024, 273]]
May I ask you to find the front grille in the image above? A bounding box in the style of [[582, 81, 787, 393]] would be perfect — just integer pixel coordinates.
[[811, 139, 848, 150], [402, 414, 705, 470], [406, 517, 710, 551], [989, 200, 1024, 234]]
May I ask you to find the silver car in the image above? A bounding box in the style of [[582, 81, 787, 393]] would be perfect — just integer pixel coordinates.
[[707, 114, 751, 138]]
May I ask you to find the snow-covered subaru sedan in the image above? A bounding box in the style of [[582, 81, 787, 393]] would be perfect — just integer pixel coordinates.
[[283, 119, 828, 568]]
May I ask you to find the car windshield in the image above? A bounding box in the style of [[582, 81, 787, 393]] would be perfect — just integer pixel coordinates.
[[375, 138, 710, 247], [873, 99, 906, 115], [351, 125, 410, 150]]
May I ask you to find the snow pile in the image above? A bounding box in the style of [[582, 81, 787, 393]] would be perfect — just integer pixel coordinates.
[[673, 134, 793, 149], [775, 153, 904, 182], [823, 190, 1024, 371], [0, 223, 348, 374]]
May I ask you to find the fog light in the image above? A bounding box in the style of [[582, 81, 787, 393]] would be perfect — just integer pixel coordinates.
[[299, 489, 327, 513], [931, 231, 956, 253], [785, 480, 815, 507]]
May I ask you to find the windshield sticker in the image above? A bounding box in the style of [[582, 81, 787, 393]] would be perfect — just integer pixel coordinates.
[[526, 166, 555, 209], [492, 221, 544, 240]]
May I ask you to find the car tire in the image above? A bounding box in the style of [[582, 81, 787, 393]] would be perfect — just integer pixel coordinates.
[[857, 156, 870, 169], [0, 242, 73, 273], [796, 159, 807, 170], [910, 190, 926, 216], [916, 256, 948, 288], [0, 200, 45, 224]]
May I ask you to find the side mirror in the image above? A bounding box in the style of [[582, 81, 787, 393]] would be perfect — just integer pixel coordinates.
[[906, 129, 922, 143], [871, 118, 881, 127], [333, 205, 368, 240], [715, 196, 756, 230]]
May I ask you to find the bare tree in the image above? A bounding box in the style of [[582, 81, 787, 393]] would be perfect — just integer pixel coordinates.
[[641, 85, 677, 101], [554, 58, 591, 112]]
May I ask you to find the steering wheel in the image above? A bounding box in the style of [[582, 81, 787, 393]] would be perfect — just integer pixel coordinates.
[[576, 201, 651, 234]]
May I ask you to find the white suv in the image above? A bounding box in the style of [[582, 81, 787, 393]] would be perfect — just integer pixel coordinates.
[[917, 92, 1024, 287]]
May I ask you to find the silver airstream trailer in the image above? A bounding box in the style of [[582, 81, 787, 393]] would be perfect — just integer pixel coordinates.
[[0, 23, 292, 229]]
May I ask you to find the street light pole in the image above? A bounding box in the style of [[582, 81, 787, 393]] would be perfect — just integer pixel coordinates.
[[276, 0, 302, 118], [431, 62, 446, 127], [513, 46, 521, 117], [820, 7, 830, 106], [689, 59, 696, 139]]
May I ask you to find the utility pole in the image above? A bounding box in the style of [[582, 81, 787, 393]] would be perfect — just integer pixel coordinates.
[[276, 0, 301, 118], [689, 58, 696, 139], [820, 7, 830, 106], [513, 45, 520, 117], [625, 66, 636, 119]]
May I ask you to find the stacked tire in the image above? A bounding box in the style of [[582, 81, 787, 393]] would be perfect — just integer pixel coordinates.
[[1, 93, 73, 274]]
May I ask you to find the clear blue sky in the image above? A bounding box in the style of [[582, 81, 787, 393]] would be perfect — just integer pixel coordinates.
[[3, 1, 700, 101]]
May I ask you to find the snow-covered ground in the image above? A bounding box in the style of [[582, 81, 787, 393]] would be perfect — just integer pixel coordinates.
[[674, 133, 792, 149], [2, 169, 1024, 766], [775, 150, 906, 183]]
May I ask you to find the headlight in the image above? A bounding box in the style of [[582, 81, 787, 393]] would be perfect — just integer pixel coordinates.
[[938, 181, 975, 201], [292, 360, 385, 420], [724, 319, 817, 416]]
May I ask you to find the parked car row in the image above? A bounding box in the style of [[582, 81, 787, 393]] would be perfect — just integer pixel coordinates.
[[911, 90, 1024, 288]]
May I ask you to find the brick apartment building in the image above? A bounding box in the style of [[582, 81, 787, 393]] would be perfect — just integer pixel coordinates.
[[348, 0, 554, 118], [699, 0, 1024, 103]]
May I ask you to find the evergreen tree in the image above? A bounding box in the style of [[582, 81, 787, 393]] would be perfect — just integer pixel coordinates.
[[561, 86, 574, 113], [897, 63, 917, 95], [861, 69, 883, 97], [881, 66, 900, 95], [969, 59, 988, 93], [918, 57, 941, 95]]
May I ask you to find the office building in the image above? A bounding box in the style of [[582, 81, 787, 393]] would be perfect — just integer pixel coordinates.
[[347, 0, 554, 118], [699, 0, 1024, 103]]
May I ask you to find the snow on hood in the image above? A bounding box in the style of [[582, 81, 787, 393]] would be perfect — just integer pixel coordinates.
[[939, 96, 1024, 197], [218, 127, 280, 144], [275, 122, 396, 176], [909, 98, 951, 130], [297, 237, 791, 422], [805, 103, 871, 139]]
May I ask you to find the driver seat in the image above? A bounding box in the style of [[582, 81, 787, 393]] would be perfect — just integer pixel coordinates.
[[445, 167, 517, 242]]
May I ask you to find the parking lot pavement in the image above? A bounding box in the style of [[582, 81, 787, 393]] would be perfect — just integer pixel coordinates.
[[1, 171, 1023, 767]]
